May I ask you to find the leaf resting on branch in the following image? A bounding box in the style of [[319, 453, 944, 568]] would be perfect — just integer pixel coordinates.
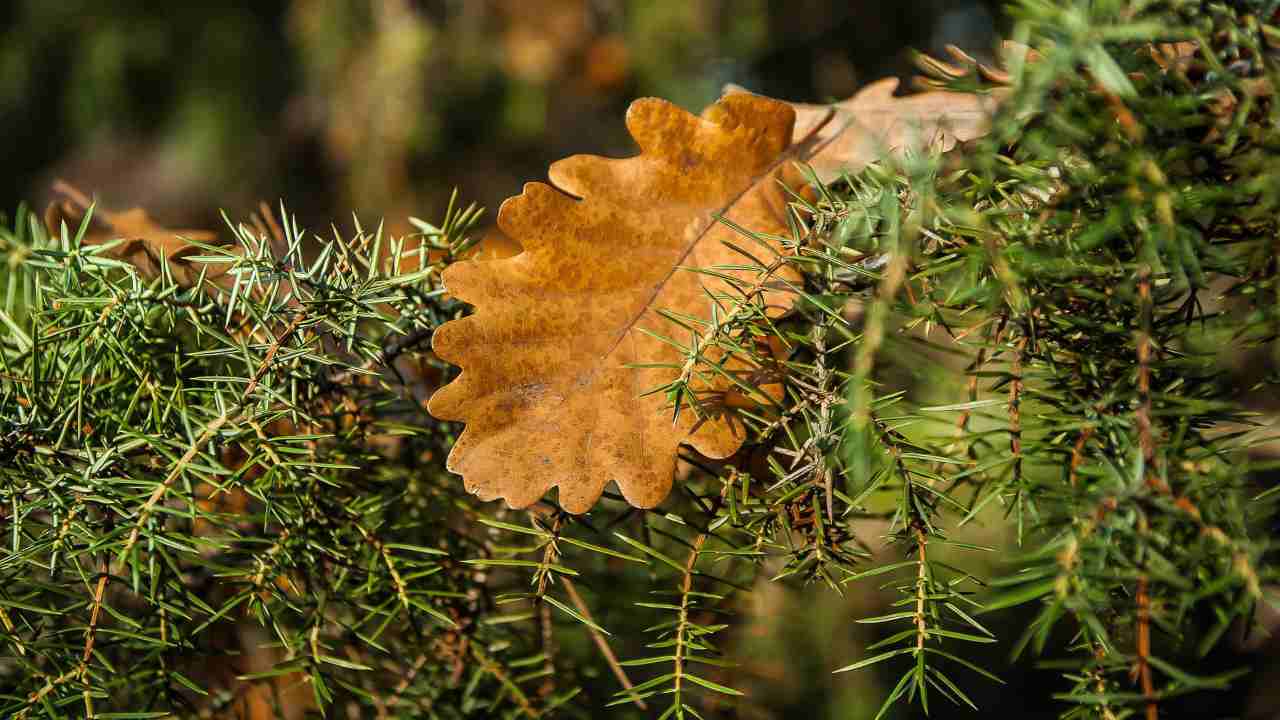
[[430, 77, 1005, 514]]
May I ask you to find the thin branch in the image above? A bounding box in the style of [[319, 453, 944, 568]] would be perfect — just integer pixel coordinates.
[[561, 577, 648, 711]]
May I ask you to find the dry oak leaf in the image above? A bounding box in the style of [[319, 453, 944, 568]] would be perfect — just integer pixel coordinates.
[[729, 49, 1016, 185], [44, 182, 233, 287], [429, 87, 1006, 514], [911, 41, 1042, 90], [790, 79, 1005, 184]]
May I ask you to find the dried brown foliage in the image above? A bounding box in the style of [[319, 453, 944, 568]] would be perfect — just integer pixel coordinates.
[[38, 64, 1012, 517], [428, 76, 1007, 513], [43, 181, 229, 287]]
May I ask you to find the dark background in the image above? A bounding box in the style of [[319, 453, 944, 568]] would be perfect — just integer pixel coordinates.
[[0, 0, 1000, 234]]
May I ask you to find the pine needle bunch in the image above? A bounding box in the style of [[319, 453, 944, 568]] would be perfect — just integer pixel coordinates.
[[651, 0, 1280, 716], [0, 200, 593, 717], [758, 0, 1280, 716], [3, 0, 1280, 719]]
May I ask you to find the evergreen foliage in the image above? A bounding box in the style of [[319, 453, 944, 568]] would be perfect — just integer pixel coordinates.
[[2, 0, 1280, 718]]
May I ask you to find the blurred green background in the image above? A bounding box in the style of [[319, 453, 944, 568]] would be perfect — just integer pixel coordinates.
[[5, 2, 1276, 718], [0, 0, 1000, 233]]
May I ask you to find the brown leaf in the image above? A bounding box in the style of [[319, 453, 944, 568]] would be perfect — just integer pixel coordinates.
[[912, 42, 1039, 88], [731, 45, 1029, 186], [428, 94, 806, 513], [775, 78, 1003, 184], [429, 76, 1006, 513], [43, 182, 232, 286]]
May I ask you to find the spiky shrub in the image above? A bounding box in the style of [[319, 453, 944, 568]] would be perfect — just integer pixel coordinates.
[[2, 0, 1280, 718]]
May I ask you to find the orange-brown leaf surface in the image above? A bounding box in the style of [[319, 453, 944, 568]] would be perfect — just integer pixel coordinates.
[[429, 79, 1007, 514], [44, 182, 232, 286]]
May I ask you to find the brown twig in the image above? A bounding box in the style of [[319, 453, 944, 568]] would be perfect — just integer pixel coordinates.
[[85, 313, 305, 697], [671, 485, 730, 704], [123, 313, 303, 556], [1133, 268, 1159, 720], [673, 519, 712, 700], [529, 511, 565, 697], [17, 666, 82, 720], [1135, 576, 1157, 720], [51, 179, 93, 210], [81, 556, 110, 664], [562, 577, 648, 710], [471, 644, 541, 719], [1069, 425, 1095, 488], [1009, 336, 1027, 490], [810, 305, 836, 523]]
